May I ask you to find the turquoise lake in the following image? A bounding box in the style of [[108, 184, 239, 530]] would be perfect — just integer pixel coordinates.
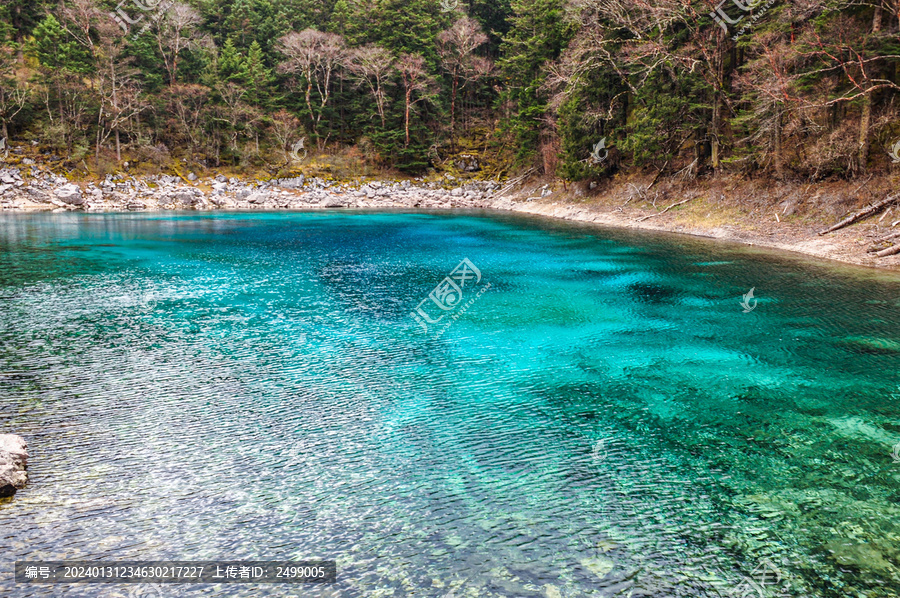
[[1, 211, 899, 598]]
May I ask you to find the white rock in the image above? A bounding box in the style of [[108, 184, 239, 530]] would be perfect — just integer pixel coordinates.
[[0, 434, 28, 497], [55, 183, 84, 205]]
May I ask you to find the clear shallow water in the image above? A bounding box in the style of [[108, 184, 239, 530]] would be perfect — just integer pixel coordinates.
[[0, 211, 899, 598]]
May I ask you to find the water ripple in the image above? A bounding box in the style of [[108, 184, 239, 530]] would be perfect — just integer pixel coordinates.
[[1, 212, 899, 597]]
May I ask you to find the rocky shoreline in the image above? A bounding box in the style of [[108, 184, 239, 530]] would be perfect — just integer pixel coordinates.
[[0, 434, 28, 497], [0, 166, 504, 212], [1, 165, 898, 271]]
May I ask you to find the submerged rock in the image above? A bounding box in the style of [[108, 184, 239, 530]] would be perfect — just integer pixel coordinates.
[[580, 555, 615, 579], [0, 434, 28, 497], [838, 336, 900, 354], [825, 539, 896, 577]]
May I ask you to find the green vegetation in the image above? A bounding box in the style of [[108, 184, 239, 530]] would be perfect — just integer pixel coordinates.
[[0, 0, 898, 181]]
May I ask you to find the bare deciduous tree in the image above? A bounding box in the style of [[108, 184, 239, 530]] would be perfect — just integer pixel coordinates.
[[0, 45, 28, 141], [346, 44, 394, 128], [397, 53, 437, 147], [437, 17, 492, 145], [151, 2, 205, 86], [267, 108, 305, 171], [213, 82, 263, 156], [278, 29, 348, 148], [95, 16, 147, 162], [162, 84, 209, 151], [58, 0, 100, 57]]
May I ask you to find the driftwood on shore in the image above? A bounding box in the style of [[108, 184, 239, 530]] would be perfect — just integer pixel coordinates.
[[496, 168, 536, 197], [636, 196, 695, 222], [875, 230, 900, 244], [818, 194, 900, 236], [867, 230, 900, 252], [875, 244, 900, 258]]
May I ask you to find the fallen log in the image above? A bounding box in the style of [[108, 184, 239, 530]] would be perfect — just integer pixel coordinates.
[[636, 196, 695, 222], [875, 230, 900, 244], [875, 243, 900, 258], [497, 168, 536, 197], [866, 230, 900, 251], [818, 193, 900, 235]]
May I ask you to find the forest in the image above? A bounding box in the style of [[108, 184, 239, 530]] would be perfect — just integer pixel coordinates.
[[1, 0, 899, 181]]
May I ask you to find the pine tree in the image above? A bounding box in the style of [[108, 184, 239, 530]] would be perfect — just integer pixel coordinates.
[[218, 38, 245, 83], [241, 40, 275, 107], [499, 0, 573, 167], [29, 14, 92, 74]]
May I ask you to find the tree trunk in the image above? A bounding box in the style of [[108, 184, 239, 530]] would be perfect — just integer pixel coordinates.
[[377, 82, 386, 128], [111, 60, 121, 163], [875, 243, 900, 257], [305, 79, 316, 138], [819, 193, 900, 235], [857, 7, 882, 173], [710, 28, 726, 171], [774, 104, 784, 180], [450, 74, 458, 151], [858, 94, 873, 173], [339, 71, 345, 141], [405, 89, 412, 147], [57, 79, 67, 152], [711, 97, 721, 171]]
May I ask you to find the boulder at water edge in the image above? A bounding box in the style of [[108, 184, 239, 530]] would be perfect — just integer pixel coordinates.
[[0, 434, 28, 497], [55, 184, 84, 206]]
